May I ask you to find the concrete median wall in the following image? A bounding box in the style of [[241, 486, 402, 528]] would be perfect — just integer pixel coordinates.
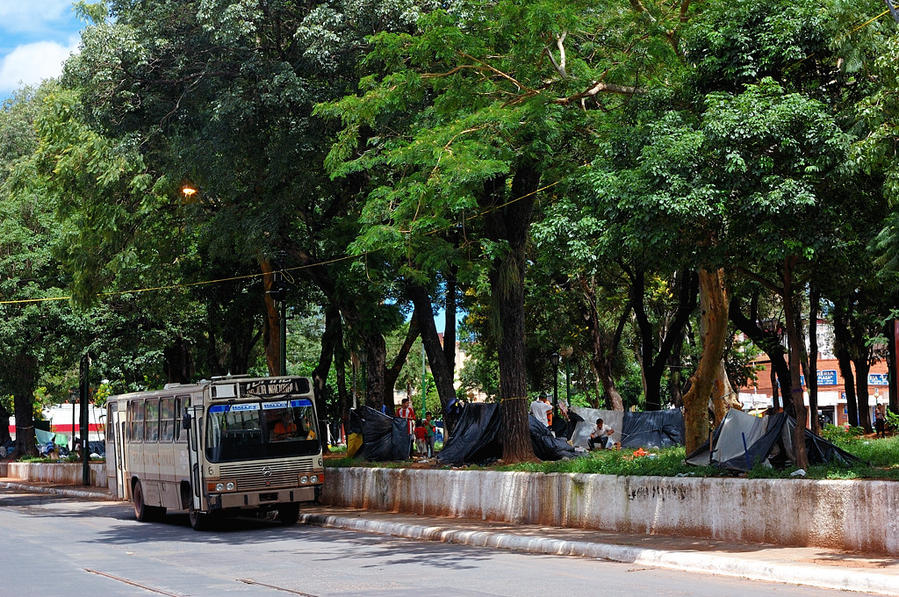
[[322, 467, 899, 555], [4, 462, 107, 487]]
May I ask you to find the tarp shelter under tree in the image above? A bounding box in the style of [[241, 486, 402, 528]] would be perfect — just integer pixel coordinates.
[[686, 408, 860, 472], [571, 408, 684, 450], [437, 403, 577, 466], [356, 406, 411, 461]]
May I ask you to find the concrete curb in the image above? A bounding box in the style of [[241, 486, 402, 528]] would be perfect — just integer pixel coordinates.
[[299, 513, 899, 596], [0, 481, 112, 501]]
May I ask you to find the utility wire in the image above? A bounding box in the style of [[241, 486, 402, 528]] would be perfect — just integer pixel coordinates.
[[0, 181, 560, 306]]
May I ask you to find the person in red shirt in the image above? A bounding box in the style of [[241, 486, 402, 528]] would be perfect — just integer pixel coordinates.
[[414, 419, 427, 455], [397, 398, 416, 453]]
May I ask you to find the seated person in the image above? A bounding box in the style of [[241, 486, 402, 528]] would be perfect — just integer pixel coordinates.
[[588, 418, 614, 450], [272, 416, 298, 440]]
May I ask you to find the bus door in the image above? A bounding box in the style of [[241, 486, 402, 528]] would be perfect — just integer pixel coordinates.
[[106, 403, 126, 500], [186, 403, 204, 512]]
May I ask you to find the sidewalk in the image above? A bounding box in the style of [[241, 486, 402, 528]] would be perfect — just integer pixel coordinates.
[[0, 478, 112, 500], [3, 479, 897, 595], [300, 506, 899, 596]]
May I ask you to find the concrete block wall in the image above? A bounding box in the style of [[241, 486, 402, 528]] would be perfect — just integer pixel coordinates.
[[5, 462, 107, 487], [322, 467, 899, 555]]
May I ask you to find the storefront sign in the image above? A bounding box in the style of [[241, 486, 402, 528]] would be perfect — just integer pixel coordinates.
[[869, 373, 889, 386]]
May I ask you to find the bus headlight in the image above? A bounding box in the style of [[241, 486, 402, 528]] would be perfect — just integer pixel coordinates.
[[300, 475, 309, 485], [309, 475, 318, 484], [207, 480, 237, 493]]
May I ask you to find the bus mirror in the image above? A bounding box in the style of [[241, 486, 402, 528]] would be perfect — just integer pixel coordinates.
[[182, 409, 191, 430]]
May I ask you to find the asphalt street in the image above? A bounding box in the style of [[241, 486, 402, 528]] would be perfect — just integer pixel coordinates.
[[0, 488, 871, 597]]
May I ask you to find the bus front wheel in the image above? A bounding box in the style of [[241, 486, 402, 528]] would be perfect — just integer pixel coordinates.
[[189, 502, 211, 531], [133, 480, 165, 522]]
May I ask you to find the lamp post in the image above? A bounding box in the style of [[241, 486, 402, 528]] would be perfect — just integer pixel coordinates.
[[552, 352, 560, 423], [560, 346, 573, 406], [79, 352, 92, 486]]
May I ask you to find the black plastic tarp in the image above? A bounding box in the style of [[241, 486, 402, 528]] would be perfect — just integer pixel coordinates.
[[437, 403, 502, 466], [620, 409, 684, 449], [358, 406, 411, 461], [437, 403, 577, 465], [529, 415, 577, 461]]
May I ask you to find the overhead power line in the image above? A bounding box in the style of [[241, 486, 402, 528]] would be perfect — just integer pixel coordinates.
[[0, 181, 560, 306]]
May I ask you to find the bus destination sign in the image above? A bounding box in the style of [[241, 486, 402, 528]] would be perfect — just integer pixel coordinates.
[[240, 378, 311, 397]]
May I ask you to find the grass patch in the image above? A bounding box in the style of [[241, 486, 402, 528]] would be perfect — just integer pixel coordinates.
[[325, 431, 899, 481]]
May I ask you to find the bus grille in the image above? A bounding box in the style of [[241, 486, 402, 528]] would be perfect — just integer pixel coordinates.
[[219, 460, 315, 491]]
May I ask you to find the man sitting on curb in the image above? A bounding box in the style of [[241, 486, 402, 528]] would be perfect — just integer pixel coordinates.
[[588, 418, 614, 450]]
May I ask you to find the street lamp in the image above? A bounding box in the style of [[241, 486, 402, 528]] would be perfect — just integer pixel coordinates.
[[560, 346, 573, 406], [551, 352, 560, 423], [79, 352, 92, 486]]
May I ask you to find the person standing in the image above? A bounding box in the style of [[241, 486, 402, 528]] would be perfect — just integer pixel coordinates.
[[529, 393, 553, 428], [424, 411, 437, 457], [397, 398, 416, 452]]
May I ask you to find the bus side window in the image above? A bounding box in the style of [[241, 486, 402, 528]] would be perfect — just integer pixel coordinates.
[[160, 398, 174, 442], [174, 396, 189, 442], [146, 399, 160, 443], [107, 404, 115, 444], [131, 400, 144, 442]]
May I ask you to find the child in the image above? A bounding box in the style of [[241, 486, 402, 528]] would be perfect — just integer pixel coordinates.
[[414, 419, 427, 455]]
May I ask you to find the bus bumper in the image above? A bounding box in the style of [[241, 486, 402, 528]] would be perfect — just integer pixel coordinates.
[[216, 485, 317, 510]]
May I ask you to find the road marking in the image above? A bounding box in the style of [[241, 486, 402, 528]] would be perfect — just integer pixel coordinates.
[[83, 569, 184, 596], [237, 578, 318, 596]]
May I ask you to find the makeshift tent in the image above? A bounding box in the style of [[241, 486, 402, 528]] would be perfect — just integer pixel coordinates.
[[437, 403, 577, 466], [571, 408, 684, 449], [620, 409, 684, 449], [570, 408, 624, 448], [357, 406, 411, 461], [529, 415, 577, 461], [436, 402, 502, 466], [686, 408, 860, 472]]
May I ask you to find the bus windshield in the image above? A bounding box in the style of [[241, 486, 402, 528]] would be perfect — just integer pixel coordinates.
[[205, 398, 319, 462]]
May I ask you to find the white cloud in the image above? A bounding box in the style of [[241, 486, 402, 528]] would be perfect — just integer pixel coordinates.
[[0, 40, 78, 91], [0, 1, 74, 33]]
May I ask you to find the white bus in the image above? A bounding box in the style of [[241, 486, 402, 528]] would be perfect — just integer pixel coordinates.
[[106, 375, 324, 530]]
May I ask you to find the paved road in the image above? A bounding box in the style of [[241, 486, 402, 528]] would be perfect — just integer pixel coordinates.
[[0, 488, 867, 596]]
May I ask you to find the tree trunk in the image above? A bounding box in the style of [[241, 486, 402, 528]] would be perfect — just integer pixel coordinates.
[[807, 285, 820, 434], [259, 257, 281, 376], [582, 279, 627, 411], [630, 268, 697, 411], [853, 355, 873, 433], [682, 268, 729, 454], [11, 355, 38, 457], [834, 309, 859, 427], [334, 315, 349, 442], [444, 266, 458, 374], [0, 402, 10, 446], [384, 309, 421, 404], [710, 360, 739, 424], [889, 319, 899, 416], [729, 296, 792, 409], [482, 168, 538, 463], [408, 284, 457, 414], [363, 332, 387, 411], [782, 256, 808, 470], [312, 303, 340, 452]]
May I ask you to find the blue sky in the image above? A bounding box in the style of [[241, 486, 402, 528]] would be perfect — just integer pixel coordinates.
[[0, 1, 84, 98]]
